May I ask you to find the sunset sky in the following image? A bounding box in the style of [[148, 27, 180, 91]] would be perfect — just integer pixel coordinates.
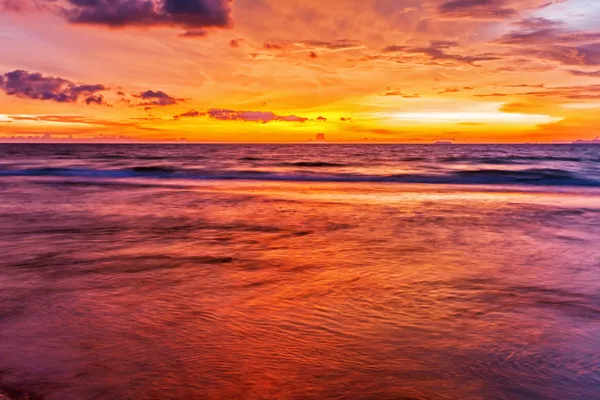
[[1, 0, 600, 142]]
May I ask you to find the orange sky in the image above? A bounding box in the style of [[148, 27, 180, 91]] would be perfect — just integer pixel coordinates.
[[1, 0, 600, 142]]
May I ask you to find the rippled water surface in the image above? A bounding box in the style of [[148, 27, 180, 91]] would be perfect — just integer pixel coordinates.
[[1, 144, 600, 399]]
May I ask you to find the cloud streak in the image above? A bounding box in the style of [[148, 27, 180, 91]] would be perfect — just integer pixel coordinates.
[[437, 0, 517, 19], [207, 109, 309, 123], [171, 108, 329, 123], [382, 41, 499, 66]]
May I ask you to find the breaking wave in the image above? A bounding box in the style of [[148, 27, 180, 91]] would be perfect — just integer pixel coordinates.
[[1, 166, 599, 187]]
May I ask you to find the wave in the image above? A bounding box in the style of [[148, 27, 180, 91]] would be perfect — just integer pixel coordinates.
[[278, 161, 348, 167], [240, 157, 264, 161], [1, 165, 599, 187], [131, 166, 177, 173], [438, 156, 588, 164]]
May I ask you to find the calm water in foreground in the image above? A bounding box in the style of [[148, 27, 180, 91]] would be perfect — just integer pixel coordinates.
[[1, 144, 600, 400]]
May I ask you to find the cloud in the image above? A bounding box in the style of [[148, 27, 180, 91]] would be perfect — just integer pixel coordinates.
[[0, 70, 109, 105], [568, 70, 600, 77], [6, 0, 233, 35], [531, 44, 600, 66], [496, 29, 600, 46], [474, 93, 509, 97], [264, 42, 285, 50], [437, 87, 476, 94], [382, 41, 498, 66], [297, 39, 362, 51], [505, 17, 600, 46], [173, 109, 203, 119], [515, 84, 600, 100], [512, 17, 562, 30], [65, 0, 232, 28], [384, 89, 420, 98], [7, 114, 158, 129], [206, 109, 309, 123], [133, 90, 182, 106], [504, 84, 545, 88], [437, 0, 517, 19], [438, 88, 460, 94], [171, 108, 321, 123], [180, 29, 208, 37]]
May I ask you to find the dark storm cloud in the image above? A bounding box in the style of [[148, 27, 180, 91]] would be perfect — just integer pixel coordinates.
[[132, 90, 183, 106], [63, 0, 233, 30], [0, 70, 109, 105], [437, 0, 517, 19]]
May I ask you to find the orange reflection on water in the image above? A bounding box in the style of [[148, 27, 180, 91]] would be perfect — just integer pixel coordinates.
[[1, 180, 600, 399]]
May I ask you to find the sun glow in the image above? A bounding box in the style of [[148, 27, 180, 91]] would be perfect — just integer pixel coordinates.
[[387, 112, 561, 125]]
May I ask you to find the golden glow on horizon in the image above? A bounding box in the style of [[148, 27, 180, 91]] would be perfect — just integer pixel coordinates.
[[387, 112, 561, 125]]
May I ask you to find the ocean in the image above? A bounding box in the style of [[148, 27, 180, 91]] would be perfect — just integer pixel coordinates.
[[1, 144, 600, 399]]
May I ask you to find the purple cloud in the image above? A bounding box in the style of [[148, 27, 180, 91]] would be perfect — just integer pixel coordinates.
[[173, 109, 204, 120], [0, 70, 108, 105], [3, 0, 233, 35], [496, 17, 600, 47], [497, 29, 600, 45], [133, 90, 182, 106], [438, 0, 517, 19], [568, 70, 600, 77], [532, 44, 600, 66], [206, 109, 309, 123], [382, 41, 498, 66]]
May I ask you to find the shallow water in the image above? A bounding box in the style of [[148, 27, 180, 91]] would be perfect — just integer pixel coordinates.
[[1, 144, 600, 399]]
